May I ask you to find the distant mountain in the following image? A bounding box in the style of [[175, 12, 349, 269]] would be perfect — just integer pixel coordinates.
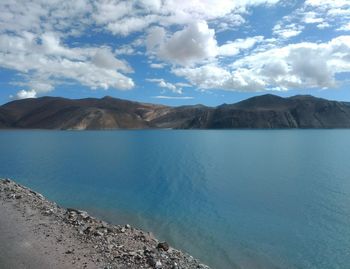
[[0, 96, 169, 130], [1, 94, 350, 129]]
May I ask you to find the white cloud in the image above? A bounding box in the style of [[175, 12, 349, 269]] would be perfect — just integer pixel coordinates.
[[15, 90, 37, 99], [173, 65, 231, 90], [219, 36, 264, 56], [92, 1, 133, 25], [153, 95, 194, 100], [89, 0, 281, 36], [0, 33, 135, 97], [337, 23, 350, 32], [149, 63, 165, 69], [173, 36, 350, 92], [147, 78, 183, 94], [91, 48, 132, 73], [275, 0, 350, 37], [176, 82, 192, 88], [149, 21, 218, 66], [4, 0, 350, 99], [0, 0, 285, 98], [115, 46, 136, 56], [214, 14, 246, 32], [302, 11, 324, 24], [107, 15, 158, 36], [273, 23, 304, 39], [0, 0, 91, 36]]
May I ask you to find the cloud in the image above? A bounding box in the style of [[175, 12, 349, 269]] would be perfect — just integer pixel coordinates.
[[3, 0, 350, 99], [91, 48, 132, 73], [89, 0, 281, 37], [173, 36, 350, 92], [273, 23, 304, 39], [0, 0, 91, 36], [337, 23, 350, 32], [219, 36, 264, 56], [149, 63, 165, 69], [153, 95, 194, 100], [173, 65, 232, 90], [274, 0, 350, 37], [0, 32, 135, 97], [147, 78, 183, 94], [148, 21, 218, 66], [302, 11, 324, 24], [15, 90, 37, 99], [0, 0, 284, 98], [107, 15, 158, 36]]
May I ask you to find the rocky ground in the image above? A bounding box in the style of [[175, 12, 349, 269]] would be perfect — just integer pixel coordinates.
[[0, 178, 210, 269]]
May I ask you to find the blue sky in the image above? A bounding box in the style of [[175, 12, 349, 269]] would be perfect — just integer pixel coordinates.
[[0, 0, 350, 106]]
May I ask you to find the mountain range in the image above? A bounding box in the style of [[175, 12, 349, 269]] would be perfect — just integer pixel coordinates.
[[1, 94, 350, 129]]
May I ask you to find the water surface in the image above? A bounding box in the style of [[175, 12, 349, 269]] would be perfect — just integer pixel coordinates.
[[1, 130, 350, 269]]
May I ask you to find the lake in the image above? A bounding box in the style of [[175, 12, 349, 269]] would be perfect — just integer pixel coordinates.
[[1, 130, 350, 269]]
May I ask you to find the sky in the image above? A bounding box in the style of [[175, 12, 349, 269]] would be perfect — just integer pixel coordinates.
[[0, 0, 350, 106]]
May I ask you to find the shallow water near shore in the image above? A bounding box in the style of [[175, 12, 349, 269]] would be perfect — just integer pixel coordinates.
[[1, 130, 350, 269]]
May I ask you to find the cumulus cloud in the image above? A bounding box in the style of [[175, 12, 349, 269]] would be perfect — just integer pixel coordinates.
[[2, 0, 349, 98], [15, 90, 37, 99], [173, 36, 350, 92], [148, 21, 218, 66], [0, 32, 135, 97]]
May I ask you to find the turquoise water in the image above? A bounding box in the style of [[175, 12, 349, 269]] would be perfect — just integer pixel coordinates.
[[1, 130, 350, 269]]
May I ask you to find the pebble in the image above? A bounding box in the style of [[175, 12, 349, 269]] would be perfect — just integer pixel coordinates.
[[155, 260, 162, 268], [157, 242, 170, 251]]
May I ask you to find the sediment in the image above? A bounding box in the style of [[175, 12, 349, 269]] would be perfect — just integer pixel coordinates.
[[0, 178, 210, 269]]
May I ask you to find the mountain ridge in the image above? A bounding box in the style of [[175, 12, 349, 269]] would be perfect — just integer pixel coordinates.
[[1, 94, 350, 129]]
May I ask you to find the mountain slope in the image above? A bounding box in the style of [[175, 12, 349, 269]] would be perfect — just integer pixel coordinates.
[[211, 94, 350, 128], [1, 94, 350, 129], [0, 96, 169, 130]]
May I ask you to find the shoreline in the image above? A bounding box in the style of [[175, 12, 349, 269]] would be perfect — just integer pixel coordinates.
[[0, 178, 210, 269]]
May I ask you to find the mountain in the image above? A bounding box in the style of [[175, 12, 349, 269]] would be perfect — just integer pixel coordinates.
[[0, 96, 169, 130], [1, 94, 350, 129]]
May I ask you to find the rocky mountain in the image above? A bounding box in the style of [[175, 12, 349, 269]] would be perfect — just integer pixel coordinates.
[[0, 96, 169, 130], [1, 94, 350, 129]]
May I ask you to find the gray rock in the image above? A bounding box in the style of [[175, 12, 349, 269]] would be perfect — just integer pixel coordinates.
[[155, 260, 162, 268], [157, 242, 169, 252]]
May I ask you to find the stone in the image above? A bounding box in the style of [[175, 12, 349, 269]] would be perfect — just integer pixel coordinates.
[[0, 179, 211, 269], [84, 226, 93, 234], [79, 211, 89, 219], [43, 209, 54, 216], [157, 242, 169, 251], [93, 230, 104, 237], [147, 257, 156, 267], [155, 260, 162, 268]]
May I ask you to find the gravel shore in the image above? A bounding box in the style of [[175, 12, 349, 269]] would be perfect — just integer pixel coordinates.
[[0, 178, 210, 269]]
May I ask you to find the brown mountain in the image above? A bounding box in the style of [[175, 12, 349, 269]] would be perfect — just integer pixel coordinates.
[[1, 94, 350, 129], [0, 96, 169, 130]]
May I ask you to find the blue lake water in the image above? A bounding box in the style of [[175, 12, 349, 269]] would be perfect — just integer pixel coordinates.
[[1, 130, 350, 269]]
